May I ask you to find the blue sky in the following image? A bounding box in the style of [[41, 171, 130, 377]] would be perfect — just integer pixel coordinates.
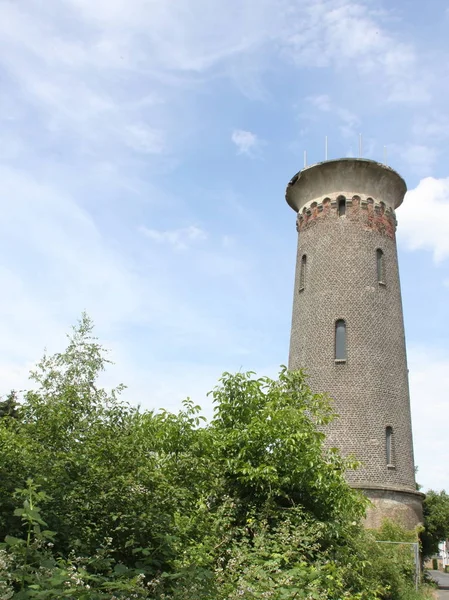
[[0, 0, 448, 492]]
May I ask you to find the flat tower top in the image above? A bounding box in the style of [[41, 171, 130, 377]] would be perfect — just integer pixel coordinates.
[[286, 158, 407, 213]]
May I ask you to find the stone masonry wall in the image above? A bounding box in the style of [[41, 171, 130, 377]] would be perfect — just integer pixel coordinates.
[[288, 193, 417, 492], [363, 488, 424, 529]]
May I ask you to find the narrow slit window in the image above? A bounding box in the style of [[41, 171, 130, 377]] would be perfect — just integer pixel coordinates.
[[376, 249, 385, 283], [335, 320, 346, 360], [338, 197, 346, 217], [299, 254, 307, 291], [386, 426, 393, 465]]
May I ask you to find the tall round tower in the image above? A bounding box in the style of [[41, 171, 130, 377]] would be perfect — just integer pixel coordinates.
[[286, 158, 423, 528]]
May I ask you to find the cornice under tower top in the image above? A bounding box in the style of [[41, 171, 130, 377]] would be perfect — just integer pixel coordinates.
[[286, 158, 407, 213]]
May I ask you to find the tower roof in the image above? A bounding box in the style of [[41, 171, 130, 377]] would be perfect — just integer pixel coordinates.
[[286, 158, 407, 213]]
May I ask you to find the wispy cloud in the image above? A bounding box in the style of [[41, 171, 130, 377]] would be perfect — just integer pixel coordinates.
[[139, 225, 207, 250], [412, 114, 449, 141], [231, 129, 262, 156], [306, 94, 360, 138], [0, 164, 265, 405], [123, 125, 165, 155], [397, 144, 437, 176], [1, 0, 449, 493], [283, 2, 430, 103], [307, 95, 332, 112], [0, 0, 432, 147]]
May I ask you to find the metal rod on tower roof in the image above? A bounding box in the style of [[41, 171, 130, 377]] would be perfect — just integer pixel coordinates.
[[384, 145, 387, 165], [304, 150, 307, 168], [325, 136, 328, 161], [359, 134, 363, 158]]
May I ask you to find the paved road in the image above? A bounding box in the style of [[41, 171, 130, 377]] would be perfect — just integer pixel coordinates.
[[427, 570, 449, 600]]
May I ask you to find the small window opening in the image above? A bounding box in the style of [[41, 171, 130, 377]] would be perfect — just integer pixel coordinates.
[[386, 426, 393, 465], [338, 197, 346, 217], [376, 249, 385, 284], [299, 255, 307, 291], [335, 320, 346, 361]]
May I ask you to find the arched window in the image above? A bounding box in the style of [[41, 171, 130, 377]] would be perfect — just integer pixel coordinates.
[[335, 320, 346, 360], [299, 254, 307, 291], [338, 196, 346, 217], [376, 249, 385, 284], [386, 426, 393, 465]]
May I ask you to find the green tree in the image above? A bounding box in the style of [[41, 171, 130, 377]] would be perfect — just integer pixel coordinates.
[[0, 390, 20, 419], [0, 315, 429, 599], [210, 368, 366, 525], [421, 490, 449, 557], [0, 314, 214, 580]]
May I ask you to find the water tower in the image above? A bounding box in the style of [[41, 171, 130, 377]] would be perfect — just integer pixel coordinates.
[[286, 158, 423, 528]]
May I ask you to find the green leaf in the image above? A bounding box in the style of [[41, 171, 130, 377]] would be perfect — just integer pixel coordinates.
[[5, 535, 25, 546], [113, 563, 129, 575]]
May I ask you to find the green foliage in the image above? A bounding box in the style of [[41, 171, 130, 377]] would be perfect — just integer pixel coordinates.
[[0, 479, 150, 598], [0, 315, 431, 599], [369, 521, 419, 600], [210, 368, 366, 526], [421, 490, 449, 557], [0, 391, 20, 420]]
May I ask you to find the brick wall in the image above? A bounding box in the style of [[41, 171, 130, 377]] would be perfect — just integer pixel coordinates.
[[288, 182, 417, 494]]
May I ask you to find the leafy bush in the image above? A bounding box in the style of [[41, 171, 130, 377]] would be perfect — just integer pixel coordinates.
[[421, 490, 449, 557], [0, 315, 430, 599]]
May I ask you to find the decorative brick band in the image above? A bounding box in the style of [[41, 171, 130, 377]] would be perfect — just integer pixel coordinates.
[[296, 195, 397, 239]]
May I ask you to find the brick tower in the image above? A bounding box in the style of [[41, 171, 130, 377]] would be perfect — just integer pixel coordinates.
[[286, 158, 423, 528]]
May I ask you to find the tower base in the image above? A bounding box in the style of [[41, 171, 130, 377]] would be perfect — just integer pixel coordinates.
[[355, 485, 424, 530]]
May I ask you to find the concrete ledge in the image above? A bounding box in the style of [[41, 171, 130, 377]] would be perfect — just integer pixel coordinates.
[[352, 483, 425, 498], [286, 158, 407, 213], [354, 485, 425, 530]]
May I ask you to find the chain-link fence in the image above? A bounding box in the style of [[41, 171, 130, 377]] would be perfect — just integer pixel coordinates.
[[375, 541, 420, 591]]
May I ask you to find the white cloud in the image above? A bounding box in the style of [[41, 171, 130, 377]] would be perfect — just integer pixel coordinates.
[[0, 164, 266, 409], [1, 0, 448, 496], [308, 94, 332, 112], [231, 129, 261, 156], [139, 225, 207, 250], [408, 345, 449, 492], [283, 2, 430, 104], [397, 144, 437, 176], [101, 355, 223, 420], [306, 94, 360, 138], [0, 0, 431, 164], [0, 166, 145, 366], [123, 124, 165, 154], [398, 176, 449, 262], [0, 363, 33, 398], [412, 114, 449, 141]]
